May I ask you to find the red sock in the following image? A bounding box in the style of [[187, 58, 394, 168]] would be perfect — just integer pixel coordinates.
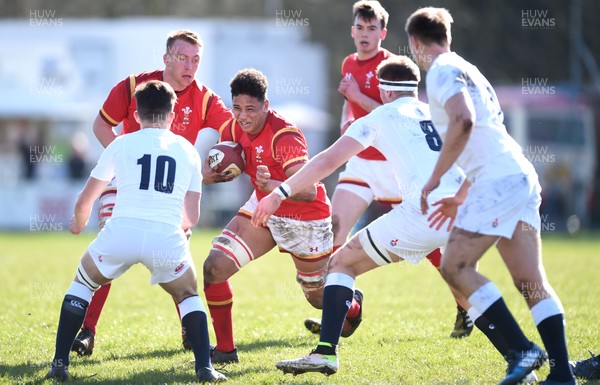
[[346, 296, 361, 318], [204, 281, 235, 352], [82, 283, 111, 333], [425, 248, 442, 270]]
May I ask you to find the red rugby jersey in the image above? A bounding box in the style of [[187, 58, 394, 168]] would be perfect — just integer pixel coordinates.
[[220, 110, 330, 221], [100, 70, 233, 144], [341, 48, 392, 160]]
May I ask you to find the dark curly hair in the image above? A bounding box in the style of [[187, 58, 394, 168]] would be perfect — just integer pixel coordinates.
[[230, 68, 268, 102]]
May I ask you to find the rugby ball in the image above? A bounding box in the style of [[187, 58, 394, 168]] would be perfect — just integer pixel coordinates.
[[207, 141, 245, 179]]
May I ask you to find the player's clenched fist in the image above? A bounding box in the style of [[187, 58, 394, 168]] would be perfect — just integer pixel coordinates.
[[255, 165, 271, 191]]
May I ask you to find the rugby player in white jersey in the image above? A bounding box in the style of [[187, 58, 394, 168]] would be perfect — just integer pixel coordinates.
[[251, 56, 537, 383], [46, 80, 226, 383], [406, 7, 575, 385]]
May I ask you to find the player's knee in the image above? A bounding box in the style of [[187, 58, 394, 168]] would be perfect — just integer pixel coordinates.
[[328, 252, 350, 272], [76, 262, 102, 292], [203, 250, 240, 283], [203, 254, 227, 283], [304, 290, 323, 309], [439, 260, 466, 286], [204, 230, 253, 284], [296, 264, 328, 307]]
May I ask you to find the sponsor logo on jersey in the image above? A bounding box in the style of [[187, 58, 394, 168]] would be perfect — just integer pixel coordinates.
[[97, 255, 103, 263], [175, 263, 185, 273], [492, 218, 499, 228], [309, 246, 319, 253], [390, 239, 398, 246]]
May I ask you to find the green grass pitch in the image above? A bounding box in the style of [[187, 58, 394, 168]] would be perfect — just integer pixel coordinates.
[[0, 231, 598, 384]]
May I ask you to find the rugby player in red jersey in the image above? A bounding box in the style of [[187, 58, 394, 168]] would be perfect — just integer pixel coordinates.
[[71, 29, 234, 357], [201, 69, 364, 363]]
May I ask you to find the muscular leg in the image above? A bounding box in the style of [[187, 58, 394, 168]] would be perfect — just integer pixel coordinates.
[[497, 222, 573, 382], [312, 236, 391, 356], [73, 187, 116, 353], [203, 215, 276, 353], [331, 188, 370, 248], [51, 252, 109, 372], [291, 254, 330, 309], [425, 248, 473, 338], [440, 227, 534, 351], [161, 267, 221, 378]]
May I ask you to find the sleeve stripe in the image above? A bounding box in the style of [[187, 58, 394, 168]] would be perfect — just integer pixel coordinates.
[[128, 75, 136, 100], [218, 119, 232, 135], [100, 108, 120, 126], [201, 92, 211, 121], [282, 156, 307, 169], [271, 126, 301, 155]]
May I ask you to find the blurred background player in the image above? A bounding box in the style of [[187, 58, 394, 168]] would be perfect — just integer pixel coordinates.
[[306, 0, 472, 339], [252, 56, 535, 382], [47, 80, 226, 383], [409, 8, 575, 385], [201, 68, 363, 364], [71, 29, 234, 356]]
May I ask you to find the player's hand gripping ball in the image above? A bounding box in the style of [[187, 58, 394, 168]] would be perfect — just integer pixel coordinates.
[[207, 141, 245, 179]]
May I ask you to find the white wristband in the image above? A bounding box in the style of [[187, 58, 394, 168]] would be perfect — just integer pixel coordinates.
[[274, 182, 292, 200]]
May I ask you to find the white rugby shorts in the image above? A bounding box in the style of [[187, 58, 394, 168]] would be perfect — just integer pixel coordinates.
[[88, 217, 193, 285], [358, 202, 448, 265], [240, 192, 333, 260], [336, 156, 402, 205], [455, 172, 542, 238]]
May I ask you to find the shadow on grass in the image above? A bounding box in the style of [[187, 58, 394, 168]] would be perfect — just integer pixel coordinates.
[[236, 337, 314, 352], [0, 337, 310, 384], [0, 360, 260, 385]]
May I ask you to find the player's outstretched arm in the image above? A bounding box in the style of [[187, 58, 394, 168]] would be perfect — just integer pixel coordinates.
[[70, 177, 109, 234], [252, 136, 363, 226]]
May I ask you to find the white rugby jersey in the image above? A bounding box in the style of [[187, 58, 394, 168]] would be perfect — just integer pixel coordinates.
[[426, 52, 534, 180], [91, 128, 202, 227], [345, 97, 464, 206]]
